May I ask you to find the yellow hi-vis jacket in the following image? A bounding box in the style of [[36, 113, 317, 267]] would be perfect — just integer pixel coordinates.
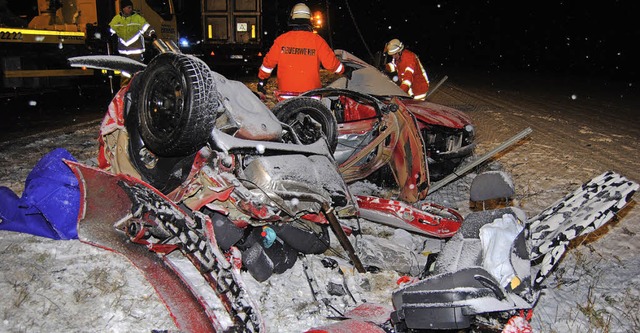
[[109, 12, 153, 56]]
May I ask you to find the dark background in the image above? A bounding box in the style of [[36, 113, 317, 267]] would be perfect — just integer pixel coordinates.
[[1, 0, 636, 143], [5, 0, 637, 84], [251, 0, 638, 85]]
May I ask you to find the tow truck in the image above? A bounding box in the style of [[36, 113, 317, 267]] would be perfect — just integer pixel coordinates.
[[0, 0, 177, 90]]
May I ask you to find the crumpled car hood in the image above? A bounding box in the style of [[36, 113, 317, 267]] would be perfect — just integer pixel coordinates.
[[402, 99, 473, 129]]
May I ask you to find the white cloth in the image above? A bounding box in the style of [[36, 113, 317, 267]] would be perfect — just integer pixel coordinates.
[[479, 213, 523, 287]]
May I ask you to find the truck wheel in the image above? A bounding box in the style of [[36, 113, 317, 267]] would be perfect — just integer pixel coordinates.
[[273, 97, 338, 153], [135, 53, 219, 157]]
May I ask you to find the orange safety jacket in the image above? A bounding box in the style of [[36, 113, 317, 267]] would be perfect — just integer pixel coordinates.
[[386, 49, 430, 100], [259, 30, 344, 93]]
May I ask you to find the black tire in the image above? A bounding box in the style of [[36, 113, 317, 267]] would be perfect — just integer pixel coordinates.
[[135, 53, 219, 157], [273, 97, 338, 153]]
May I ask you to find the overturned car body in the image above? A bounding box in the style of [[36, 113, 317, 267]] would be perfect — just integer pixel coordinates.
[[69, 51, 369, 331], [65, 46, 470, 331]]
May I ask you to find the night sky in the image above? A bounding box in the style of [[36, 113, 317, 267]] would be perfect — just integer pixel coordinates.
[[5, 1, 636, 84], [256, 0, 638, 84]]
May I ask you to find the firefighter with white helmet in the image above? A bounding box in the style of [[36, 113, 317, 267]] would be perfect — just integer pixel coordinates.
[[386, 38, 404, 56], [258, 2, 345, 95], [290, 2, 312, 19], [385, 38, 430, 100]]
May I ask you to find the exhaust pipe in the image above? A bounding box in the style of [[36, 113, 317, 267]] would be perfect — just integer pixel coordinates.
[[153, 39, 182, 54]]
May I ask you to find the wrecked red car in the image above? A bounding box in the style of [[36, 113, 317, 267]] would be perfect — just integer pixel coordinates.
[[68, 50, 367, 331], [273, 50, 476, 202], [64, 45, 467, 332], [51, 45, 638, 333]]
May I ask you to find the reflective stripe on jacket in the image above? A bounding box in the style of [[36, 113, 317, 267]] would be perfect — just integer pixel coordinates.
[[387, 49, 430, 100], [109, 13, 151, 55], [259, 30, 344, 93]]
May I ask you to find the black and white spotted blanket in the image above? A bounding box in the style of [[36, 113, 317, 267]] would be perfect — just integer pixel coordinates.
[[528, 171, 638, 286]]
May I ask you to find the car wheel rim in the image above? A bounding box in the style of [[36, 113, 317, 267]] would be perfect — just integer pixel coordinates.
[[145, 69, 186, 137]]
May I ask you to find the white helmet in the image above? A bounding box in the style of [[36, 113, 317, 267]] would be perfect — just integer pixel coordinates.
[[290, 3, 311, 20], [385, 39, 404, 55]]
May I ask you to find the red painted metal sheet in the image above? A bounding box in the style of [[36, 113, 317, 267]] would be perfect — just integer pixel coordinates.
[[306, 302, 392, 332], [355, 195, 463, 238], [305, 319, 387, 333], [66, 161, 218, 333], [342, 303, 392, 325], [403, 99, 472, 129]]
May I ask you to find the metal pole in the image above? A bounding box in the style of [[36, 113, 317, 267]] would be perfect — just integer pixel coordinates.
[[323, 205, 365, 273], [425, 75, 448, 99], [106, 41, 114, 95]]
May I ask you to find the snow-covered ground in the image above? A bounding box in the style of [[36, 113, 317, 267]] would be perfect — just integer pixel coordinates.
[[0, 72, 638, 332]]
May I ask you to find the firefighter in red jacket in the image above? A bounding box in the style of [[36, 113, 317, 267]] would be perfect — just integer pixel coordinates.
[[257, 3, 345, 95], [385, 39, 430, 100]]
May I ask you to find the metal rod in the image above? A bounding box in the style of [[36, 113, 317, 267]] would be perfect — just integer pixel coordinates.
[[323, 206, 366, 273], [425, 75, 448, 99]]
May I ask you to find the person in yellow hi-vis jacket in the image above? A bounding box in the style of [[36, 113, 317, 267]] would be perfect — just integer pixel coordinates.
[[109, 0, 156, 86]]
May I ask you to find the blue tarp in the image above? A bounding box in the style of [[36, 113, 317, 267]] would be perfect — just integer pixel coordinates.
[[0, 148, 80, 240]]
